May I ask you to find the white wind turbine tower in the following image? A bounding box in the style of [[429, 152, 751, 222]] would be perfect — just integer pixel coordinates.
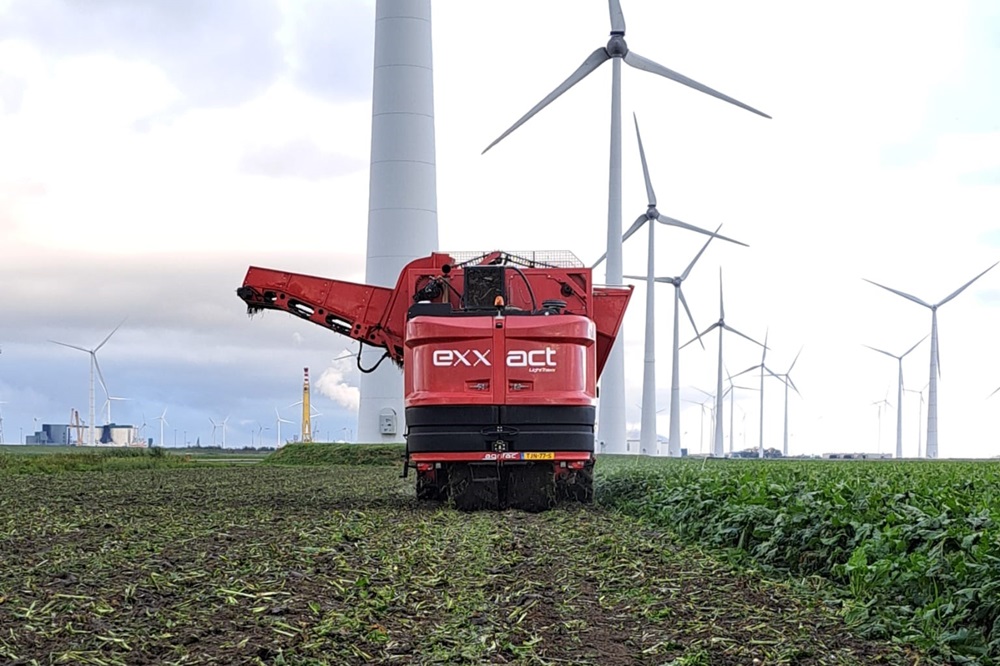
[[209, 418, 220, 447], [482, 1, 769, 454], [155, 408, 168, 447], [0, 401, 5, 444], [682, 271, 764, 457], [612, 114, 746, 456], [50, 319, 126, 447], [358, 0, 439, 444], [865, 262, 997, 458], [275, 408, 292, 448], [864, 337, 925, 459], [770, 348, 802, 457]]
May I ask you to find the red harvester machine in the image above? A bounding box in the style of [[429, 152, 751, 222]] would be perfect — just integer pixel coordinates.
[[236, 250, 632, 511]]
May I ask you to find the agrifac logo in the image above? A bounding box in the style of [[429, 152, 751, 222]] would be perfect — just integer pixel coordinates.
[[431, 347, 558, 372]]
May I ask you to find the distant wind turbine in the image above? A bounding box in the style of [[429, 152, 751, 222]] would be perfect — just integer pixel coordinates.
[[903, 383, 928, 458], [770, 348, 803, 457], [482, 0, 769, 455], [275, 408, 293, 448], [104, 395, 130, 425], [616, 115, 745, 456], [864, 262, 997, 457], [683, 270, 764, 457], [864, 337, 925, 459], [872, 391, 893, 454], [155, 408, 168, 448], [50, 319, 126, 447], [722, 369, 758, 456], [734, 329, 780, 458]]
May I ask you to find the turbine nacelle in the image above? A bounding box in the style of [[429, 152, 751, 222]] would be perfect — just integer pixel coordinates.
[[606, 34, 628, 57]]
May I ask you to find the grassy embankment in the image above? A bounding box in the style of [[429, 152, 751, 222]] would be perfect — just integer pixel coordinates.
[[264, 442, 406, 467], [0, 445, 187, 475]]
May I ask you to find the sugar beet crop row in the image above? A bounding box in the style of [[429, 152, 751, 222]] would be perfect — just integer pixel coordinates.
[[598, 458, 1000, 664]]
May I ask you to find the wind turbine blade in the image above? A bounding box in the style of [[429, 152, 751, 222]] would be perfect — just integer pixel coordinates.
[[989, 386, 1000, 399], [733, 364, 761, 379], [623, 50, 771, 119], [903, 335, 928, 358], [623, 274, 648, 281], [718, 268, 724, 320], [93, 354, 109, 398], [95, 317, 127, 352], [786, 375, 802, 397], [593, 215, 647, 269], [632, 113, 656, 207], [608, 0, 625, 33], [622, 214, 648, 243], [656, 215, 749, 247], [863, 344, 897, 360], [50, 340, 89, 353], [863, 279, 931, 308], [482, 47, 610, 154], [937, 262, 999, 307], [722, 323, 765, 348], [680, 321, 718, 350], [788, 346, 803, 374], [680, 226, 719, 280], [677, 288, 705, 350]]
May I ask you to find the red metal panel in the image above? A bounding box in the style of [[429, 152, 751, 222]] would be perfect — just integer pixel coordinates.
[[404, 316, 497, 407], [409, 451, 593, 463], [503, 316, 595, 407]]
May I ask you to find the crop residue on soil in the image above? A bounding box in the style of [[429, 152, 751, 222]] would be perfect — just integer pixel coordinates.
[[0, 466, 915, 665]]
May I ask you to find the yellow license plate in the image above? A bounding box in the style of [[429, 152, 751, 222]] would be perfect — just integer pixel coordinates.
[[523, 452, 554, 460]]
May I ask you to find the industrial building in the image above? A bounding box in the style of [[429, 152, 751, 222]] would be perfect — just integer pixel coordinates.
[[25, 422, 144, 447]]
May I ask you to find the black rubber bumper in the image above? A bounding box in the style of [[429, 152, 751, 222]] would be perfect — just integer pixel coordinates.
[[406, 405, 595, 453]]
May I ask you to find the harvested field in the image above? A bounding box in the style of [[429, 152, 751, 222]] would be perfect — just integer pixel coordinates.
[[0, 465, 920, 665]]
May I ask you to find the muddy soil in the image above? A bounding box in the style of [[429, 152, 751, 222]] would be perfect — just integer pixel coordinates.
[[0, 466, 922, 665]]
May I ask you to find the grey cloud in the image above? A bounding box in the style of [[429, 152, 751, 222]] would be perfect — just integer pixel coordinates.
[[0, 250, 372, 445], [287, 0, 375, 101], [0, 0, 286, 108], [0, 250, 366, 340], [240, 139, 366, 180]]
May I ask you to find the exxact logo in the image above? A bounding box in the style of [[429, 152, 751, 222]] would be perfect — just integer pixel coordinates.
[[431, 348, 557, 372]]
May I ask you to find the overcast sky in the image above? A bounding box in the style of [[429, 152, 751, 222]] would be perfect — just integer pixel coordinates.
[[1, 1, 998, 456]]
